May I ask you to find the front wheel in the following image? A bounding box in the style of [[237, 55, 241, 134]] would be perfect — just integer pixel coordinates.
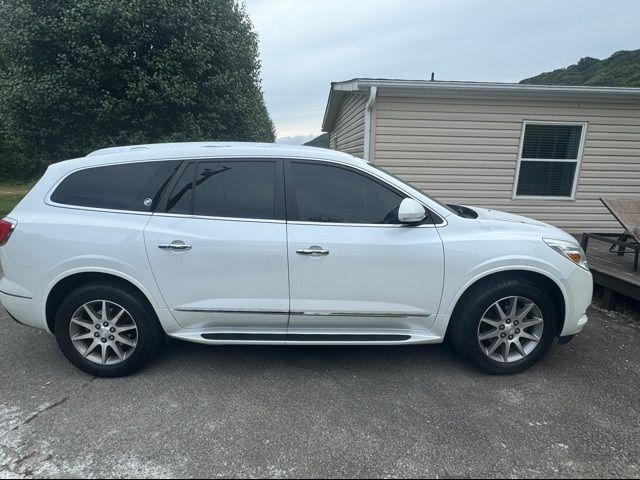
[[449, 278, 559, 375], [54, 283, 164, 377]]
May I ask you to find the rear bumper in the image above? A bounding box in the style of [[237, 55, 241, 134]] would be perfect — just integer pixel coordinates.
[[0, 291, 48, 332]]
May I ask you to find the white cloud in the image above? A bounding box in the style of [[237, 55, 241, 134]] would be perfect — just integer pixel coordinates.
[[245, 0, 640, 137], [276, 134, 317, 145]]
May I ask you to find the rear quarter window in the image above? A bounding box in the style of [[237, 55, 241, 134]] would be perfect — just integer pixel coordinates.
[[50, 161, 181, 212]]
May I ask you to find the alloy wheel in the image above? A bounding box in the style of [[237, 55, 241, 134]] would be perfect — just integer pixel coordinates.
[[68, 300, 138, 366], [477, 296, 544, 363]]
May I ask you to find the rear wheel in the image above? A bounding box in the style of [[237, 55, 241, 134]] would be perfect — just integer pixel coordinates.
[[55, 283, 164, 377], [449, 278, 559, 375]]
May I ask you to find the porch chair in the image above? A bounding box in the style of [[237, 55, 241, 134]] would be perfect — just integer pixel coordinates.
[[580, 198, 640, 272]]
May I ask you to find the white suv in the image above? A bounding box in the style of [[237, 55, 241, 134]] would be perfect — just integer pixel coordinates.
[[0, 143, 592, 377]]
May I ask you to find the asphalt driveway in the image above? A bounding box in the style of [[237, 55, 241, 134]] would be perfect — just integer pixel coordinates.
[[1, 306, 639, 479]]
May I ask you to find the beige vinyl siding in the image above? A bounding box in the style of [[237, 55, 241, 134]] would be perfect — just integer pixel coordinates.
[[329, 94, 367, 158], [372, 92, 640, 233]]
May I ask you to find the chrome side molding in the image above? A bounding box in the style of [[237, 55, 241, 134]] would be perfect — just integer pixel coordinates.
[[173, 308, 432, 318]]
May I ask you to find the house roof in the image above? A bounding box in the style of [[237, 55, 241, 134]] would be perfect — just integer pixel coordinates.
[[322, 78, 640, 132]]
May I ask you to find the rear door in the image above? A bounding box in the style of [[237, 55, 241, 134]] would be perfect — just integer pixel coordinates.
[[285, 160, 445, 334], [144, 158, 289, 331]]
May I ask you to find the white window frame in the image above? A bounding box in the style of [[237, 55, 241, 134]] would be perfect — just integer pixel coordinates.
[[512, 120, 588, 201]]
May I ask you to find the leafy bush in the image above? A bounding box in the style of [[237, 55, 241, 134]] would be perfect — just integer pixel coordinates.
[[0, 135, 45, 181]]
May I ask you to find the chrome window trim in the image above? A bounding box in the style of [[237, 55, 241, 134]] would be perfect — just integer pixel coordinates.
[[286, 220, 442, 229], [151, 212, 286, 224], [45, 202, 155, 216]]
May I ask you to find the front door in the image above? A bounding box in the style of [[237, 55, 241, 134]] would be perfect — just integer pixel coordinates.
[[285, 160, 445, 334], [144, 159, 289, 331]]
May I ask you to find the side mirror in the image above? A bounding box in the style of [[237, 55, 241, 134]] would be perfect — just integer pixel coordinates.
[[398, 198, 427, 224]]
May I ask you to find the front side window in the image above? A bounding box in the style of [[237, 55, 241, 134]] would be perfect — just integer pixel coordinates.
[[289, 162, 405, 224], [165, 160, 279, 220], [514, 122, 586, 198], [51, 161, 180, 211]]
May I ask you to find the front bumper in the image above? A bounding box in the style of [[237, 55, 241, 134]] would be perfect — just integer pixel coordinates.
[[561, 313, 588, 338], [559, 262, 593, 337]]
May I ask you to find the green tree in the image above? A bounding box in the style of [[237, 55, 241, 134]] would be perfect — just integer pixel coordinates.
[[0, 0, 275, 167], [521, 49, 640, 87]]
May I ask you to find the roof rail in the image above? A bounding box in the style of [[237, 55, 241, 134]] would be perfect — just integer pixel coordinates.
[[86, 142, 280, 157]]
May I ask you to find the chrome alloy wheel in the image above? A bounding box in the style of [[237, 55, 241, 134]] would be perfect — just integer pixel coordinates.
[[477, 296, 544, 363], [68, 300, 138, 365]]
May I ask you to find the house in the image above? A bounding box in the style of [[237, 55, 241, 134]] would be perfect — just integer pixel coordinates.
[[321, 79, 640, 233]]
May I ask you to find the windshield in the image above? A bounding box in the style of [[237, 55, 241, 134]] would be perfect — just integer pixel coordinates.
[[368, 164, 457, 216]]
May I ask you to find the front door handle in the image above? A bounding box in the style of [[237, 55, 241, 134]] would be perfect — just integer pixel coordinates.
[[158, 241, 192, 251], [296, 246, 330, 256]]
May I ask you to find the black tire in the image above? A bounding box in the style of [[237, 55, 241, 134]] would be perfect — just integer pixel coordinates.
[[54, 283, 165, 377], [449, 277, 559, 375]]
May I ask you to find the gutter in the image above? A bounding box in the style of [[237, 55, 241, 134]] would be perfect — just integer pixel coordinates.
[[322, 78, 640, 133], [363, 86, 377, 163]]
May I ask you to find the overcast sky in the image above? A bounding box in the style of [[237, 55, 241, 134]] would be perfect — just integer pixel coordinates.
[[244, 0, 640, 144]]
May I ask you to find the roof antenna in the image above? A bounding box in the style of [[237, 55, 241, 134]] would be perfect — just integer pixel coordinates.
[[431, 72, 435, 81]]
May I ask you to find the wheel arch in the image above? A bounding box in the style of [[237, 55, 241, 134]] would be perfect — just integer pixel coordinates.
[[45, 271, 161, 334], [445, 269, 567, 338]]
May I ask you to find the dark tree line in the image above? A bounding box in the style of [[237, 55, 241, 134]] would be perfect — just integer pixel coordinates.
[[522, 49, 640, 88]]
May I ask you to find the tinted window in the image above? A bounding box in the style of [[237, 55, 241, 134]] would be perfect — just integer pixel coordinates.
[[191, 161, 277, 219], [166, 163, 196, 215], [51, 161, 180, 211], [290, 162, 405, 224]]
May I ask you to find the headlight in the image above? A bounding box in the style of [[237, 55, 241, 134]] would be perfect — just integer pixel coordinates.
[[544, 238, 589, 271]]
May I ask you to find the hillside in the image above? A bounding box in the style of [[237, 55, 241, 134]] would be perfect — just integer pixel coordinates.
[[521, 49, 640, 87], [304, 133, 330, 148]]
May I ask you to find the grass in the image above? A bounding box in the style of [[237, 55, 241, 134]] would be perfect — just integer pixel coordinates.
[[0, 181, 34, 217]]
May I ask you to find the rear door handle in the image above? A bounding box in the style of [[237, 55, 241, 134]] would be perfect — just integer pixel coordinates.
[[158, 241, 192, 251], [296, 246, 330, 256]]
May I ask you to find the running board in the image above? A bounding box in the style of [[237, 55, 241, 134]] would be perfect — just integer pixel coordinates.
[[200, 333, 411, 342]]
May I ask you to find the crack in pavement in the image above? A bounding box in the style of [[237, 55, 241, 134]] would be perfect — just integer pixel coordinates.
[[9, 377, 96, 432], [17, 398, 69, 429]]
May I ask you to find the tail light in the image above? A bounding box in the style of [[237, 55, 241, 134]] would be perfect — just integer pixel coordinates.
[[0, 219, 16, 246]]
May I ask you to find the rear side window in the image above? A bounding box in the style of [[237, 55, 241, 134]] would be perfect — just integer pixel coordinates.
[[51, 161, 181, 212], [164, 160, 280, 220]]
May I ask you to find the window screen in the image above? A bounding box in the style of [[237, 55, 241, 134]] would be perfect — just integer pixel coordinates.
[[51, 161, 180, 211], [192, 161, 277, 220], [290, 162, 405, 224], [515, 123, 584, 198]]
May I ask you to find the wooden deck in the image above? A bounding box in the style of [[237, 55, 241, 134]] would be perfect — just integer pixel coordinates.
[[580, 234, 640, 308]]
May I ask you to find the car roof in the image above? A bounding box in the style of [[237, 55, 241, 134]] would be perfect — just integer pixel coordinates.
[[51, 142, 366, 169]]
